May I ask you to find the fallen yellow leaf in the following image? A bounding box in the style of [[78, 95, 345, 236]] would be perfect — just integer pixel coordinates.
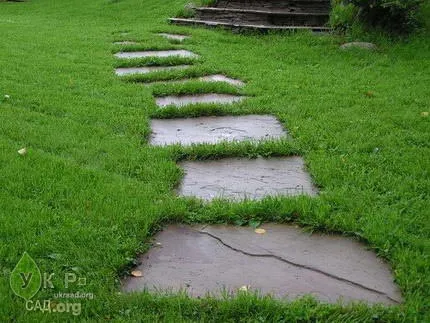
[[17, 148, 27, 156], [239, 285, 250, 292], [131, 270, 143, 277], [254, 228, 266, 234], [421, 111, 429, 117]]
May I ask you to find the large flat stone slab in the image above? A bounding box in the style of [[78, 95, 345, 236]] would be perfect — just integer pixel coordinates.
[[178, 157, 318, 200], [115, 65, 190, 76], [157, 33, 190, 41], [150, 115, 286, 146], [155, 93, 245, 108], [114, 50, 198, 59], [122, 224, 402, 305]]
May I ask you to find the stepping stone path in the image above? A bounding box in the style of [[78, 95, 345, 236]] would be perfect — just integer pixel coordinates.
[[113, 32, 401, 304], [155, 93, 245, 108], [150, 115, 285, 146], [179, 157, 317, 200], [114, 49, 198, 59], [122, 224, 402, 305], [157, 33, 189, 41], [115, 65, 190, 76]]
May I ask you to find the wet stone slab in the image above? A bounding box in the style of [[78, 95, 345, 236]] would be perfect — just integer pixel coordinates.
[[157, 33, 190, 41], [122, 224, 402, 305], [155, 93, 245, 108], [150, 115, 286, 146], [178, 157, 318, 200], [115, 65, 190, 76], [114, 50, 198, 59]]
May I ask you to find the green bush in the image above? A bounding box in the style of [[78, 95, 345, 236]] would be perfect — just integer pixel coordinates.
[[350, 0, 424, 33], [329, 1, 359, 31]]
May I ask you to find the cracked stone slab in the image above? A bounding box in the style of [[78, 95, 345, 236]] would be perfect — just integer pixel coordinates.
[[115, 65, 190, 76], [114, 50, 198, 59], [178, 157, 318, 200], [122, 224, 402, 305], [155, 93, 245, 108], [157, 33, 190, 41], [150, 115, 286, 146]]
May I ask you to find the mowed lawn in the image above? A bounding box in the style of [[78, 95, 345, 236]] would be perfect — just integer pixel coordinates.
[[0, 0, 429, 321]]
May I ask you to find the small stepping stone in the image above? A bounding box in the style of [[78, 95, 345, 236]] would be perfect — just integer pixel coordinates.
[[150, 115, 286, 146], [122, 224, 402, 305], [157, 33, 189, 41], [199, 74, 245, 87], [113, 41, 138, 45], [115, 65, 190, 76], [155, 93, 245, 108], [340, 42, 377, 50], [178, 157, 318, 200], [144, 74, 244, 87], [114, 50, 198, 59]]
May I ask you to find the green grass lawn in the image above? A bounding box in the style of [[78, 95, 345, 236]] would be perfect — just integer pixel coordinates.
[[1, 0, 429, 321]]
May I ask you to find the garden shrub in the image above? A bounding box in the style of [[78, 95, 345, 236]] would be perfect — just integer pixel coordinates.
[[348, 0, 424, 33], [329, 0, 360, 32]]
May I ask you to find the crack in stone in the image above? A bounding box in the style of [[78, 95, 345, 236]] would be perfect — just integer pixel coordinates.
[[209, 126, 247, 133], [196, 229, 400, 304]]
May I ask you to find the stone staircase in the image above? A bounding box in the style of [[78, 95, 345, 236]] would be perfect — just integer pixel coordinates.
[[169, 0, 331, 32]]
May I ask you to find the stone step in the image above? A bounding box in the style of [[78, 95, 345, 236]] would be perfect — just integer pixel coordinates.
[[169, 18, 330, 32], [114, 50, 198, 59], [122, 224, 402, 305], [115, 65, 191, 76], [155, 93, 245, 108], [195, 7, 329, 27], [216, 0, 330, 12], [150, 115, 286, 146], [178, 157, 318, 200]]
